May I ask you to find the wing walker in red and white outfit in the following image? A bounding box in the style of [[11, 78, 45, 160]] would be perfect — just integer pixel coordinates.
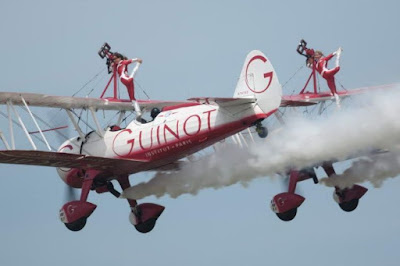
[[296, 39, 343, 107], [98, 43, 142, 102], [115, 56, 142, 101]]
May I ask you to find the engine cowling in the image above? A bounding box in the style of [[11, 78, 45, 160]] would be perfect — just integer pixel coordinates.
[[57, 137, 84, 188]]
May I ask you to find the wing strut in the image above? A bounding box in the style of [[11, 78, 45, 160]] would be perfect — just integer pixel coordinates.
[[66, 109, 85, 139], [89, 107, 104, 137], [0, 131, 10, 150], [21, 96, 52, 151], [274, 111, 285, 125], [9, 100, 37, 150], [117, 111, 125, 126], [6, 101, 15, 149], [247, 128, 255, 143], [238, 133, 249, 147]]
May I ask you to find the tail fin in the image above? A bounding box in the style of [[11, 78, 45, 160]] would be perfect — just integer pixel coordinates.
[[234, 50, 282, 114]]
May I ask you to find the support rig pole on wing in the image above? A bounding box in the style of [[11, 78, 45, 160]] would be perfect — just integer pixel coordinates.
[[296, 39, 319, 94], [98, 43, 119, 99], [98, 42, 142, 116]]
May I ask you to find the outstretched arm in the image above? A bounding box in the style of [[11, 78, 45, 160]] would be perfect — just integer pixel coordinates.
[[120, 58, 143, 66], [130, 58, 143, 64], [129, 58, 143, 79], [324, 53, 335, 61], [331, 47, 343, 57]]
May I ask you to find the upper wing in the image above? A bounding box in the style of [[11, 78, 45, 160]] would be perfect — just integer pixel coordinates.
[[188, 97, 256, 107], [281, 83, 399, 107], [280, 97, 318, 107], [0, 150, 148, 175], [140, 99, 192, 112], [0, 92, 189, 111]]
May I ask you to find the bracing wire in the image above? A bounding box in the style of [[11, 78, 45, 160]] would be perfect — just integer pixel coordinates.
[[46, 66, 107, 127], [281, 63, 305, 89], [19, 108, 70, 142], [85, 72, 109, 97], [336, 78, 348, 91], [134, 79, 151, 100], [0, 108, 57, 150], [72, 66, 106, 97]]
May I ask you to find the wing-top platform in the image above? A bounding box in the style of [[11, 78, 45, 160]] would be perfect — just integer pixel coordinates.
[[281, 83, 398, 107]]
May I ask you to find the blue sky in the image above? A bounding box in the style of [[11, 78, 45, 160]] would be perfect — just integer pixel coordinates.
[[1, 0, 400, 265]]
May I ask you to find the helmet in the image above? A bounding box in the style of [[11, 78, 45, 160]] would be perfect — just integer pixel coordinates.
[[151, 108, 161, 119]]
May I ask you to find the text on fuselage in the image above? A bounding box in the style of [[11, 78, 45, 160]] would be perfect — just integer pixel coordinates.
[[112, 109, 216, 157]]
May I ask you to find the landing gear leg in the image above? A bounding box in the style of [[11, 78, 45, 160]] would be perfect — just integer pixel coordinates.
[[118, 176, 165, 233], [255, 122, 268, 138], [270, 170, 305, 221], [322, 162, 368, 212], [60, 169, 99, 231], [118, 175, 138, 213]]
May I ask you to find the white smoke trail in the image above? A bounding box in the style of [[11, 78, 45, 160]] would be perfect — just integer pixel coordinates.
[[122, 88, 400, 200], [123, 145, 259, 199], [321, 150, 400, 189]]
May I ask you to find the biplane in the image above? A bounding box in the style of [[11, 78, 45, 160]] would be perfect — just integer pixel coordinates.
[[269, 40, 397, 221], [0, 44, 281, 232]]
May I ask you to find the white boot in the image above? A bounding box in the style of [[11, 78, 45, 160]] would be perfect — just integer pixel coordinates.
[[334, 93, 341, 109], [335, 47, 343, 67], [129, 62, 141, 79]]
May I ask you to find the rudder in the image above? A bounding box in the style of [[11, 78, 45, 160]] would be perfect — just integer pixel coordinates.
[[234, 50, 282, 114]]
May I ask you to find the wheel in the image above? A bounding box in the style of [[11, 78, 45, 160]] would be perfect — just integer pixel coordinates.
[[64, 217, 87, 231], [256, 126, 268, 138], [339, 198, 359, 212], [135, 218, 157, 233], [276, 208, 297, 221]]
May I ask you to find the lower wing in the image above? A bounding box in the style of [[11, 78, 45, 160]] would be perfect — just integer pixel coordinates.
[[0, 150, 147, 175]]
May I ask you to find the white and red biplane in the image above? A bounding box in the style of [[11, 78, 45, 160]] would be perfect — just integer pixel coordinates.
[[0, 45, 282, 232], [269, 40, 397, 222], [0, 42, 395, 231]]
